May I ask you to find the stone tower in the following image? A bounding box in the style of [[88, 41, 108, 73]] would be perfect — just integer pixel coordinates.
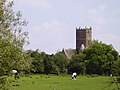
[[76, 27, 92, 54]]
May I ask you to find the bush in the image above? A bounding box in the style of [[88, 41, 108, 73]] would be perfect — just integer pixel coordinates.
[[51, 65, 60, 75], [0, 76, 11, 90]]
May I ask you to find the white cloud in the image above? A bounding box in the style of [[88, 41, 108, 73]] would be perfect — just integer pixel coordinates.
[[26, 21, 74, 54], [95, 33, 119, 43], [99, 4, 106, 11], [14, 0, 52, 9], [87, 4, 120, 53], [95, 33, 120, 53], [87, 4, 107, 27]]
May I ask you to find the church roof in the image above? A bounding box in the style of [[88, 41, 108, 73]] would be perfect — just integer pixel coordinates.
[[63, 48, 76, 59]]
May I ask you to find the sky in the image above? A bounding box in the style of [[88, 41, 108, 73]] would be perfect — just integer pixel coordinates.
[[9, 0, 120, 54]]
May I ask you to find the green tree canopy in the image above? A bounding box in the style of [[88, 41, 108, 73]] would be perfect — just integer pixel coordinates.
[[0, 0, 30, 75], [68, 53, 86, 74], [28, 49, 45, 73], [53, 52, 69, 74], [83, 40, 119, 75], [68, 40, 119, 75], [0, 0, 30, 89]]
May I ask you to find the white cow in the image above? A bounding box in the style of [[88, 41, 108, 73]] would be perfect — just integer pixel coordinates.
[[12, 69, 19, 80], [12, 70, 17, 74], [72, 72, 77, 80]]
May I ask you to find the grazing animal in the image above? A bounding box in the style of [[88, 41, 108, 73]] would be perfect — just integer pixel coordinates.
[[12, 70, 17, 74], [12, 69, 19, 80], [72, 72, 77, 80]]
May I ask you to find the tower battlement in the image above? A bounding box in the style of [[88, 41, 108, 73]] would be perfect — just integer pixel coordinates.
[[76, 26, 92, 30]]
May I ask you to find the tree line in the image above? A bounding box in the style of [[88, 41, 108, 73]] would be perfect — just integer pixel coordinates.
[[25, 49, 69, 75], [25, 40, 120, 76]]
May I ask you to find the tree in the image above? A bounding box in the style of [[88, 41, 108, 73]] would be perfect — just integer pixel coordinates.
[[28, 49, 45, 73], [68, 40, 119, 75], [107, 58, 120, 90], [53, 52, 69, 74], [43, 54, 54, 74], [0, 0, 30, 89], [83, 40, 119, 75], [68, 53, 86, 75]]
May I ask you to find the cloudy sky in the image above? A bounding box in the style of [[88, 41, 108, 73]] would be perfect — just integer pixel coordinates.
[[10, 0, 120, 54]]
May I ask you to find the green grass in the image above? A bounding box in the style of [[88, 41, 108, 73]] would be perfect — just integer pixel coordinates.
[[11, 74, 118, 90]]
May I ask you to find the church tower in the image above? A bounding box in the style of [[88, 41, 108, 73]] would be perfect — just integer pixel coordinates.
[[76, 27, 92, 54]]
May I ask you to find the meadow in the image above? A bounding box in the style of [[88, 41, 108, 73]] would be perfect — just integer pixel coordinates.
[[12, 74, 117, 90]]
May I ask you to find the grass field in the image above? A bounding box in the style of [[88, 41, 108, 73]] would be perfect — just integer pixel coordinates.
[[11, 74, 118, 90]]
